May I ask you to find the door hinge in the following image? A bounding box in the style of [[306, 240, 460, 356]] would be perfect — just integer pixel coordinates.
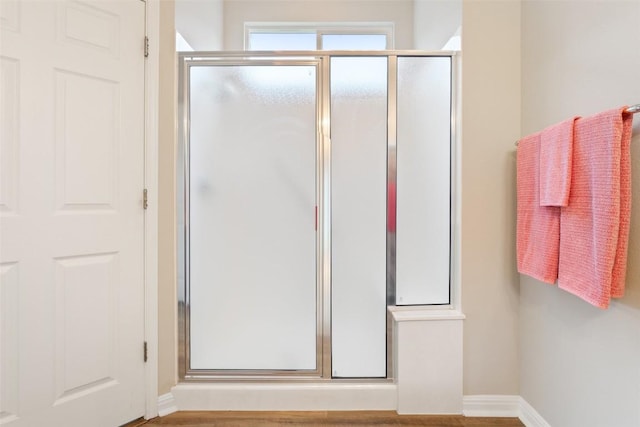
[[143, 188, 148, 210], [144, 341, 148, 363], [144, 36, 149, 58]]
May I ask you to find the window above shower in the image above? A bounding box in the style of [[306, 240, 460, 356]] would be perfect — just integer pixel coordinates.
[[244, 23, 394, 50], [175, 1, 461, 51]]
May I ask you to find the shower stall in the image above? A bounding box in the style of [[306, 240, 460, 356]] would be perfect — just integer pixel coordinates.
[[177, 51, 455, 381]]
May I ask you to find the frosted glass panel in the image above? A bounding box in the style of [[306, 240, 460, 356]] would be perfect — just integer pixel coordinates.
[[331, 57, 387, 378], [396, 57, 451, 305], [188, 65, 317, 370]]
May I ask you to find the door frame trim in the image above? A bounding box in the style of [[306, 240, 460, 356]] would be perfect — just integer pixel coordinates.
[[144, 0, 160, 419]]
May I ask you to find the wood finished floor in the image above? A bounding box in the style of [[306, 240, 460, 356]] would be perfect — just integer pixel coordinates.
[[124, 411, 525, 427]]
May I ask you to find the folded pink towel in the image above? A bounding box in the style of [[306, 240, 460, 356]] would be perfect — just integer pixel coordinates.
[[611, 108, 633, 298], [558, 107, 633, 308], [539, 116, 579, 206], [517, 132, 561, 284]]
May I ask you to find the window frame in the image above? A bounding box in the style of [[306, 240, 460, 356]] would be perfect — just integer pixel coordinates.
[[244, 22, 395, 50]]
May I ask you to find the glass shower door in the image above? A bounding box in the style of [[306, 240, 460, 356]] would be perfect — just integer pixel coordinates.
[[179, 52, 456, 380], [186, 63, 320, 372]]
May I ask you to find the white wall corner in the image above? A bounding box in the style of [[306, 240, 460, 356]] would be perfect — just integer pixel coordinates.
[[462, 395, 520, 417], [157, 392, 178, 417], [519, 397, 552, 427]]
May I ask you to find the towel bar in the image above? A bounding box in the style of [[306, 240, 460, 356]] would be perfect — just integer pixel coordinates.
[[515, 104, 639, 146], [626, 104, 640, 114]]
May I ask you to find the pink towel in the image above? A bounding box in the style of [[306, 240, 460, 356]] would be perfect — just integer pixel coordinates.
[[539, 117, 579, 206], [558, 107, 633, 308], [611, 110, 633, 297], [517, 132, 561, 284]]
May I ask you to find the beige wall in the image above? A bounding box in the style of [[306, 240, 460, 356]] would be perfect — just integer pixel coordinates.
[[175, 0, 223, 50], [520, 1, 640, 426], [158, 1, 177, 396], [222, 0, 414, 50], [414, 0, 461, 51], [460, 0, 521, 395]]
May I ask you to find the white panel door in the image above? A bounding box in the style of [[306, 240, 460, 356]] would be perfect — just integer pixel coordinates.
[[0, 1, 146, 426]]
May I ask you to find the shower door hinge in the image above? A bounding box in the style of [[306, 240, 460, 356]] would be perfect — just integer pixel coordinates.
[[144, 36, 149, 58], [144, 341, 148, 363], [143, 188, 148, 210]]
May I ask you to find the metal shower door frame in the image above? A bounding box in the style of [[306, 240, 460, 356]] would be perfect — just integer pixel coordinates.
[[177, 51, 457, 381]]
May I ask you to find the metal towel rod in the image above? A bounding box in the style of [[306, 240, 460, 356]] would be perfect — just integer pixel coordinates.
[[626, 103, 640, 114], [515, 104, 639, 146]]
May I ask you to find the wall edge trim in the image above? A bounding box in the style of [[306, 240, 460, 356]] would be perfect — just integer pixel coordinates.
[[462, 394, 520, 417], [162, 391, 550, 425], [462, 395, 552, 427], [157, 392, 178, 417], [519, 397, 552, 427]]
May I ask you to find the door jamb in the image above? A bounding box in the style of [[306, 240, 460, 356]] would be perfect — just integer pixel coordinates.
[[144, 0, 160, 419]]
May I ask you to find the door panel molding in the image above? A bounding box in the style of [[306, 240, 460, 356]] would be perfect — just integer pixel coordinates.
[[0, 1, 150, 424]]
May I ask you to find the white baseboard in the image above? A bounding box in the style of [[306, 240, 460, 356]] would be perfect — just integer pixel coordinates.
[[462, 395, 551, 427], [171, 382, 397, 411], [157, 392, 178, 417], [162, 389, 550, 427], [519, 398, 552, 427], [462, 395, 521, 417]]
